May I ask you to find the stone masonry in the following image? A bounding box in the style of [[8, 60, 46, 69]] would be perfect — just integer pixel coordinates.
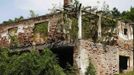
[[74, 40, 133, 75], [0, 13, 63, 48]]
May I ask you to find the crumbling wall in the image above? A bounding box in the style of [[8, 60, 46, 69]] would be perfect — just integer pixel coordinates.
[[74, 40, 133, 75], [117, 21, 133, 48], [0, 14, 63, 48]]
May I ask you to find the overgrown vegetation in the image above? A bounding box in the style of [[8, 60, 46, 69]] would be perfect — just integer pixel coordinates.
[[0, 48, 81, 75], [116, 71, 134, 75], [63, 2, 134, 44], [0, 0, 133, 75], [8, 28, 19, 48], [121, 7, 134, 22], [2, 10, 39, 24], [64, 64, 78, 75], [34, 22, 48, 34], [9, 35, 19, 48], [0, 48, 65, 75], [82, 14, 98, 40], [3, 16, 24, 24], [85, 60, 96, 75], [69, 17, 78, 40], [33, 22, 48, 42]]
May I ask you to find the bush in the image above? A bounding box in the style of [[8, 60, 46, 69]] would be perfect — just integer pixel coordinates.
[[64, 63, 78, 75], [0, 48, 65, 75], [85, 60, 96, 75]]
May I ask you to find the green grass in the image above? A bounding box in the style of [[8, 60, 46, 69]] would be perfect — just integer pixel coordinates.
[[118, 71, 134, 75]]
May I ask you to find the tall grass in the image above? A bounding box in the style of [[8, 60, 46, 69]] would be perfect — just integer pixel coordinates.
[[118, 71, 134, 75]]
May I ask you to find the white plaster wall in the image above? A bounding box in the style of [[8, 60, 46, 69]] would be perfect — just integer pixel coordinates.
[[79, 48, 89, 75], [0, 31, 10, 43], [17, 25, 24, 34], [1, 31, 9, 39], [117, 21, 133, 41], [118, 31, 133, 40], [48, 21, 50, 32], [119, 32, 129, 40], [17, 24, 34, 34], [76, 41, 89, 75]]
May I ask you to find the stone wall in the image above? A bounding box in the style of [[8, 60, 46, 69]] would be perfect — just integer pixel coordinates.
[[117, 21, 133, 49], [118, 46, 133, 71], [0, 13, 64, 48], [74, 40, 133, 75]]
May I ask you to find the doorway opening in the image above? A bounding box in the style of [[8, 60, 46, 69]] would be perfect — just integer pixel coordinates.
[[51, 46, 74, 68], [119, 56, 130, 73]]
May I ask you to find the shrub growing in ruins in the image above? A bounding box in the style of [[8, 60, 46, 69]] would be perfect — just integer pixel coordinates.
[[0, 48, 66, 75], [64, 64, 78, 75], [85, 60, 96, 75]]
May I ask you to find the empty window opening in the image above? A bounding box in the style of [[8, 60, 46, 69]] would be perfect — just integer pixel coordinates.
[[8, 27, 18, 36], [33, 22, 48, 35], [119, 56, 130, 73], [51, 46, 74, 69], [124, 28, 128, 35]]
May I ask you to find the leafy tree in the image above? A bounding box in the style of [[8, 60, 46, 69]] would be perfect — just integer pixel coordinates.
[[111, 7, 121, 18], [101, 1, 110, 15], [3, 16, 24, 24], [30, 10, 38, 18], [121, 7, 134, 22]]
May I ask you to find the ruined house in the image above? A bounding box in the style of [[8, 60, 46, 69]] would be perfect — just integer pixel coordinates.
[[0, 0, 133, 75], [75, 21, 133, 75]]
